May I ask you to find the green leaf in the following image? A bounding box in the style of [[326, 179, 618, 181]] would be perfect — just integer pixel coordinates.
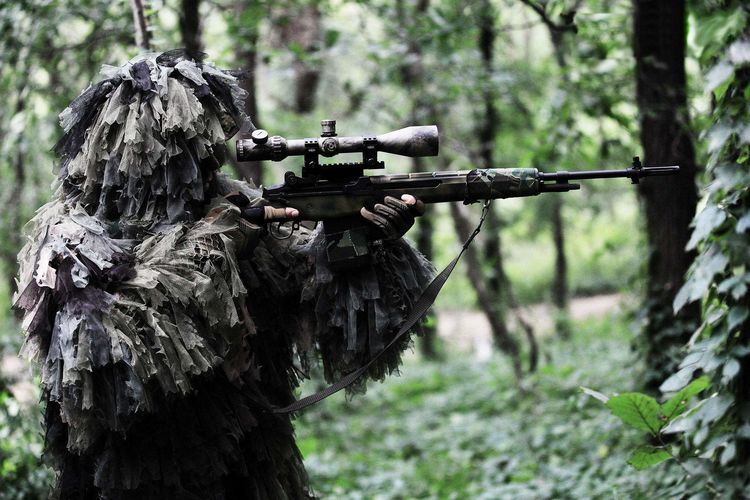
[[728, 306, 749, 332], [324, 29, 340, 48], [687, 205, 727, 250], [695, 395, 733, 426], [674, 245, 730, 312], [580, 386, 609, 403], [627, 446, 672, 470], [661, 376, 710, 421], [660, 365, 698, 393], [728, 39, 750, 65], [737, 211, 750, 233], [720, 441, 736, 465], [707, 123, 733, 154], [722, 358, 741, 384], [606, 393, 664, 435], [695, 9, 747, 61], [717, 275, 749, 300], [546, 0, 565, 21], [705, 61, 735, 94]]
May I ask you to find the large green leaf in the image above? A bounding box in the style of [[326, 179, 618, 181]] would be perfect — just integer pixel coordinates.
[[606, 393, 664, 435], [661, 376, 710, 421], [627, 446, 672, 470], [687, 205, 726, 250]]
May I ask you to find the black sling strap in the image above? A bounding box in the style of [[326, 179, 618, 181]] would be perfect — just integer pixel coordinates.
[[272, 201, 492, 414]]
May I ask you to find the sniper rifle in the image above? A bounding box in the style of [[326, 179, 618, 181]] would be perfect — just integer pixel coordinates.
[[236, 120, 679, 269]]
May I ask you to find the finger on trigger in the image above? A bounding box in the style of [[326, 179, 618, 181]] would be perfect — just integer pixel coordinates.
[[400, 194, 417, 206], [398, 194, 425, 216], [264, 206, 298, 221], [286, 208, 300, 218]]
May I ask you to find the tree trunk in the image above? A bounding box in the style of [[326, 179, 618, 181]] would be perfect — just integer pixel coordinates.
[[180, 0, 202, 60], [476, 1, 536, 359], [412, 157, 439, 359], [633, 0, 699, 391], [450, 202, 523, 380], [396, 0, 440, 359], [544, 28, 574, 339], [233, 2, 263, 186], [550, 196, 570, 337], [270, 4, 323, 113], [520, 0, 573, 338], [550, 198, 567, 310], [129, 0, 152, 51], [477, 2, 504, 299], [290, 6, 322, 114], [4, 79, 28, 295]]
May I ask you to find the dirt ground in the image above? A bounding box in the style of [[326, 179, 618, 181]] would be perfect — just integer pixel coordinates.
[[437, 293, 625, 360]]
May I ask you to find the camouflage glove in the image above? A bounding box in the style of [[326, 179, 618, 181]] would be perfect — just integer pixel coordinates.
[[360, 194, 425, 241]]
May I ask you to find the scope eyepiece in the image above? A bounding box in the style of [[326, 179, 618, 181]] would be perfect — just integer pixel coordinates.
[[236, 120, 439, 162]]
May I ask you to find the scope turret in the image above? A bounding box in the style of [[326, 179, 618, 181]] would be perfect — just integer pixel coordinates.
[[236, 120, 439, 162]]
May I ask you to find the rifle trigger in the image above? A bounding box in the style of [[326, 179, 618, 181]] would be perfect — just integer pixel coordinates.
[[269, 221, 297, 240]]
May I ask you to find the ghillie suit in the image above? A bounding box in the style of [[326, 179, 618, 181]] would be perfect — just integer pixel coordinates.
[[14, 51, 433, 499]]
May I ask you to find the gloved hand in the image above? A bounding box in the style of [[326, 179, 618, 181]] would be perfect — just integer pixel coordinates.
[[360, 194, 425, 240], [225, 192, 299, 223]]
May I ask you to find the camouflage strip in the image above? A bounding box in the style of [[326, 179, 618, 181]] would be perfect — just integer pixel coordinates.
[[465, 168, 540, 202]]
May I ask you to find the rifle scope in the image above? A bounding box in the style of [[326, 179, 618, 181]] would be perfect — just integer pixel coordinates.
[[236, 120, 439, 162]]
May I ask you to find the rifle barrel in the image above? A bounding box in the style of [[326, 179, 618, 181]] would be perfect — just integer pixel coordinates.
[[539, 165, 679, 182]]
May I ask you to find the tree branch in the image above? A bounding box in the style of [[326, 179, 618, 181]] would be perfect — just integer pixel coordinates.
[[130, 0, 152, 51], [517, 0, 577, 33]]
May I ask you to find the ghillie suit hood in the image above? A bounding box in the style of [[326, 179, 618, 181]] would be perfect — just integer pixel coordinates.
[[14, 51, 434, 499], [54, 50, 250, 236]]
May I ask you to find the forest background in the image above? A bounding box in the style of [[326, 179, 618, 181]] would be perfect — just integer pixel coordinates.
[[0, 0, 748, 498]]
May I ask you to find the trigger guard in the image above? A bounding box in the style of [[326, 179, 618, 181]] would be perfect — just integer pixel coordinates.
[[269, 220, 298, 240]]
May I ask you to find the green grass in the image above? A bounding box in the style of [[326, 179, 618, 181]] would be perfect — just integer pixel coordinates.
[[295, 313, 683, 499]]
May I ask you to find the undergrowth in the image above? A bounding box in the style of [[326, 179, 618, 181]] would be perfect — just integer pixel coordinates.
[[295, 313, 684, 499]]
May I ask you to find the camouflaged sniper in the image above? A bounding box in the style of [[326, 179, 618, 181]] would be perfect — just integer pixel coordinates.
[[13, 50, 434, 499]]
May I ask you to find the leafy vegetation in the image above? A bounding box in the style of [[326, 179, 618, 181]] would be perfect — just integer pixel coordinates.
[[0, 384, 50, 500], [296, 314, 686, 498], [589, 2, 750, 497], [656, 2, 750, 496]]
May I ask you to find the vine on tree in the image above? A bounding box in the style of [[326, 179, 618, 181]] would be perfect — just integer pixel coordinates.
[[589, 2, 749, 496]]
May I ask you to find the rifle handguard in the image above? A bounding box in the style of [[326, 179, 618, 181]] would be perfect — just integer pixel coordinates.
[[464, 168, 541, 204]]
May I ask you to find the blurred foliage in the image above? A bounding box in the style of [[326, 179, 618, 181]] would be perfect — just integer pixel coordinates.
[[0, 384, 50, 500], [0, 281, 51, 497]]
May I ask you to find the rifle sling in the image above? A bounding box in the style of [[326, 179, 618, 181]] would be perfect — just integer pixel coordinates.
[[271, 201, 492, 415]]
